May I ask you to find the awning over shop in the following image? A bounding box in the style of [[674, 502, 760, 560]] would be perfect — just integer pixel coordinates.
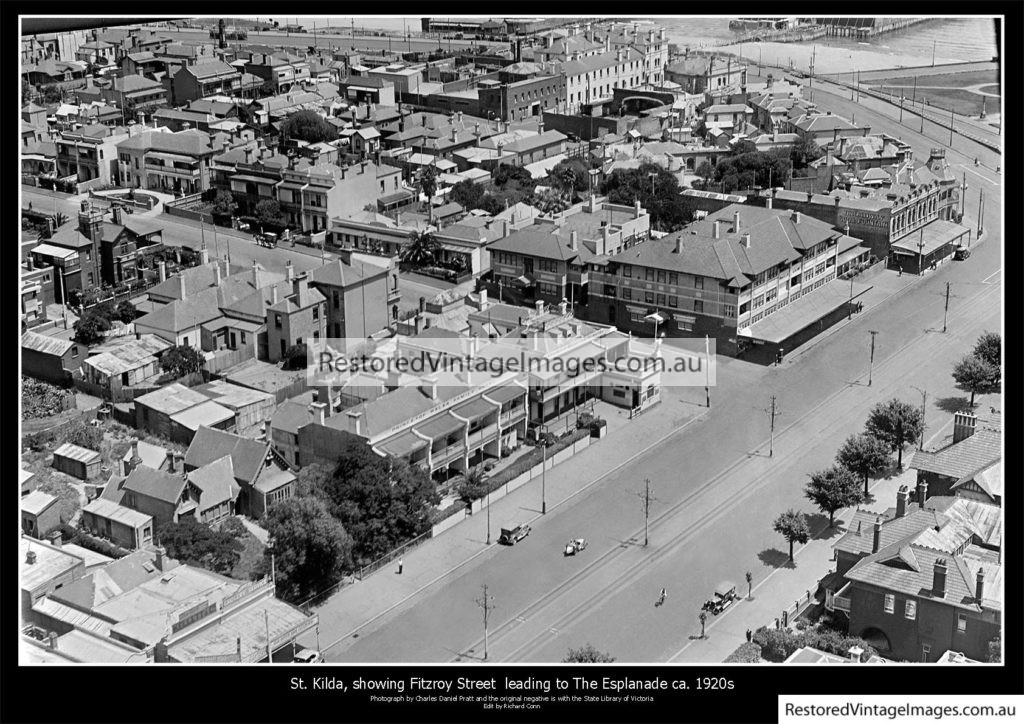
[[740, 280, 872, 344], [891, 220, 970, 256], [378, 189, 415, 207], [377, 430, 428, 458]]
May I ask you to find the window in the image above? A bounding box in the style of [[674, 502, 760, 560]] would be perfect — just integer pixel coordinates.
[[753, 295, 765, 309], [312, 305, 319, 320], [71, 346, 79, 357], [604, 285, 616, 297], [724, 304, 735, 317], [883, 594, 895, 614], [657, 270, 666, 284], [668, 272, 678, 285], [904, 600, 916, 620], [656, 294, 665, 307], [738, 301, 749, 315], [957, 614, 967, 633], [622, 288, 632, 300], [645, 268, 654, 282], [694, 276, 704, 290], [668, 296, 678, 308], [275, 314, 282, 329], [240, 331, 246, 344], [693, 300, 703, 314], [645, 291, 654, 304]]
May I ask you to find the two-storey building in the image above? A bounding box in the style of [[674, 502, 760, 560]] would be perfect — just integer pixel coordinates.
[[116, 128, 218, 194]]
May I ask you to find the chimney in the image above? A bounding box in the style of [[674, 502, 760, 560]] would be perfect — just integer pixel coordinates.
[[158, 260, 167, 282], [48, 531, 62, 547], [952, 412, 977, 443], [601, 225, 611, 255], [324, 381, 334, 415], [733, 210, 740, 233], [712, 220, 721, 239], [112, 206, 123, 225], [451, 127, 457, 142], [165, 450, 175, 473], [251, 260, 261, 288], [674, 237, 683, 254], [285, 260, 294, 282], [128, 440, 142, 472], [154, 545, 167, 572], [569, 230, 578, 250], [917, 480, 928, 508], [271, 285, 278, 304], [173, 453, 184, 474], [634, 199, 641, 219], [419, 296, 426, 314], [535, 299, 545, 315], [177, 273, 187, 300], [871, 516, 882, 553], [479, 289, 488, 308], [765, 196, 773, 210], [244, 147, 253, 163], [502, 220, 510, 238], [48, 631, 59, 650], [741, 233, 751, 249], [422, 375, 438, 400], [793, 211, 802, 224], [346, 409, 362, 435], [25, 550, 37, 565], [293, 277, 308, 299], [932, 558, 947, 598], [199, 244, 210, 266], [975, 568, 986, 603], [895, 485, 909, 519], [310, 401, 327, 425], [589, 194, 598, 213]]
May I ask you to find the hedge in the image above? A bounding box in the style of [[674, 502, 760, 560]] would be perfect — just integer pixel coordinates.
[[484, 427, 589, 493], [723, 642, 763, 663], [60, 523, 130, 559]]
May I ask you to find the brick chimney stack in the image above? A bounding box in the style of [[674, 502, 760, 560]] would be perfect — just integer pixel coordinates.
[[975, 568, 985, 603], [871, 516, 882, 553], [932, 558, 947, 598], [896, 485, 909, 518]]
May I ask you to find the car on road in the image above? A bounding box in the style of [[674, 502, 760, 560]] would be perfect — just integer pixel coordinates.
[[702, 581, 739, 615], [563, 538, 588, 556], [498, 524, 531, 545], [255, 231, 278, 247], [292, 648, 324, 663], [954, 247, 971, 261]]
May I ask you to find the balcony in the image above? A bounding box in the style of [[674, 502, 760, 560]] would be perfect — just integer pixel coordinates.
[[145, 161, 200, 177], [431, 443, 466, 466], [825, 581, 852, 614], [467, 423, 499, 447], [499, 407, 526, 426]]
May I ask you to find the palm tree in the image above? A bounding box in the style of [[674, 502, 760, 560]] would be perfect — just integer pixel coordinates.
[[400, 231, 441, 268]]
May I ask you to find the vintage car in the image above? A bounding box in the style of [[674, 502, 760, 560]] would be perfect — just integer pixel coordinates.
[[563, 538, 588, 556], [702, 581, 739, 615], [498, 523, 532, 546]]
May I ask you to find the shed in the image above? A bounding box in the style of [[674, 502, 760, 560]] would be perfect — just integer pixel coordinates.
[[52, 442, 103, 480], [169, 400, 235, 444], [195, 380, 275, 434], [22, 490, 61, 539]]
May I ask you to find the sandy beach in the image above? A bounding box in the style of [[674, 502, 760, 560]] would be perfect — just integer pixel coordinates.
[[717, 42, 965, 75]]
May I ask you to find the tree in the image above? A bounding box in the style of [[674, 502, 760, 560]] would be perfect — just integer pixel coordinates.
[[973, 332, 1001, 368], [724, 642, 762, 663], [699, 610, 708, 638], [457, 467, 488, 505], [714, 149, 792, 190], [492, 163, 534, 190], [211, 189, 237, 219], [280, 109, 338, 143], [400, 231, 441, 267], [418, 165, 439, 201], [282, 343, 308, 370], [298, 437, 439, 565], [548, 158, 589, 201], [864, 398, 924, 469], [835, 433, 892, 497], [745, 570, 753, 600], [40, 84, 64, 103], [62, 420, 103, 450], [531, 187, 568, 215], [262, 497, 353, 603], [253, 199, 286, 230], [805, 465, 864, 527], [562, 643, 616, 662], [157, 518, 243, 575], [114, 299, 140, 324], [790, 136, 824, 169], [22, 80, 33, 104], [694, 161, 715, 187], [752, 626, 803, 662], [600, 162, 687, 230], [772, 509, 810, 562], [450, 180, 484, 210], [73, 313, 111, 345], [951, 354, 1000, 407], [160, 344, 205, 378]]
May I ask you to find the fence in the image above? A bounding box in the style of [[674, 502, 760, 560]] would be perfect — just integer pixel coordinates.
[[206, 347, 254, 375], [355, 528, 433, 581], [776, 586, 821, 629]]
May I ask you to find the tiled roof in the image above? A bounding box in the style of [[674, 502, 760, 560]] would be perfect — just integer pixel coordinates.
[[185, 60, 238, 79], [270, 399, 312, 436], [187, 456, 239, 510], [122, 465, 186, 504], [111, 75, 165, 93], [117, 129, 214, 156], [910, 423, 1001, 480], [184, 426, 269, 485], [308, 258, 386, 288]]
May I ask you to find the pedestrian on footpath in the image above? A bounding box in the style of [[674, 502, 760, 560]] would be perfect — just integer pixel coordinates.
[[898, 267, 903, 277], [397, 558, 403, 575], [746, 629, 753, 643]]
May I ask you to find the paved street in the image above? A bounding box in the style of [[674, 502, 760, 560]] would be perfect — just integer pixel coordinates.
[[296, 80, 1002, 663]]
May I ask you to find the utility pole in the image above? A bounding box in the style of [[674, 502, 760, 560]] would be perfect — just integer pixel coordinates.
[[541, 424, 548, 515], [867, 330, 878, 386], [899, 96, 903, 123], [918, 229, 925, 276], [948, 105, 954, 148], [848, 273, 854, 320], [264, 609, 273, 662], [485, 485, 491, 545], [942, 282, 950, 333], [633, 478, 659, 546], [931, 39, 936, 67], [977, 187, 984, 237], [911, 76, 917, 108], [704, 334, 711, 408], [911, 386, 927, 450], [475, 584, 495, 661], [764, 396, 779, 457]]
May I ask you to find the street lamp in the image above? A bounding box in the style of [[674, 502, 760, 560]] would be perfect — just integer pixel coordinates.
[[910, 386, 927, 450], [485, 481, 491, 545], [540, 424, 548, 515], [867, 330, 878, 387]]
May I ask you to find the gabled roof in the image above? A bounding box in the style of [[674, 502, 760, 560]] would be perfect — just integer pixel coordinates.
[[111, 75, 165, 93], [183, 60, 239, 80], [910, 420, 1001, 480], [22, 330, 74, 356], [308, 257, 386, 288], [117, 129, 214, 156], [184, 426, 269, 485], [122, 465, 186, 504], [187, 456, 240, 510]]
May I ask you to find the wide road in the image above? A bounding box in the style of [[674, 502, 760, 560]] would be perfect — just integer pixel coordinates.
[[325, 86, 1002, 663], [162, 27, 501, 54]]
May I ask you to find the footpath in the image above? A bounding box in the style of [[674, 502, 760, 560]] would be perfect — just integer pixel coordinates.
[[307, 386, 709, 656]]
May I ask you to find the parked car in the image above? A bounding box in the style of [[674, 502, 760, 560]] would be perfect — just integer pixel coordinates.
[[954, 247, 971, 261], [701, 581, 739, 615], [292, 648, 324, 663], [498, 523, 532, 546], [563, 538, 588, 556]]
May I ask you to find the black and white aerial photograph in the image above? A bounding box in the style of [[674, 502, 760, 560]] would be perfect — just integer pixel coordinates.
[[10, 7, 1018, 724]]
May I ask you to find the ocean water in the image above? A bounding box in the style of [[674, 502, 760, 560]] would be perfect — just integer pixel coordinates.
[[252, 16, 999, 72]]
